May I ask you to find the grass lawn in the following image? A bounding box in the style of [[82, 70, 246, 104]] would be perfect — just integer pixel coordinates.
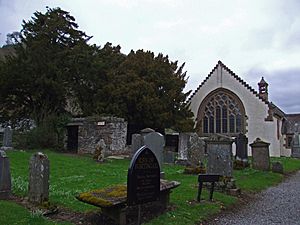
[[0, 200, 72, 225], [4, 150, 300, 225]]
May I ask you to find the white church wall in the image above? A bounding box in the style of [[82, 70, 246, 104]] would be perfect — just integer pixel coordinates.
[[189, 63, 282, 157]]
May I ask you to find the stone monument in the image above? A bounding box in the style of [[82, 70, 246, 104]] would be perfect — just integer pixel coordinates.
[[131, 128, 165, 174], [250, 138, 270, 171], [0, 150, 11, 199], [291, 132, 300, 158], [205, 134, 234, 177], [28, 152, 50, 204], [1, 127, 13, 150], [177, 133, 205, 166]]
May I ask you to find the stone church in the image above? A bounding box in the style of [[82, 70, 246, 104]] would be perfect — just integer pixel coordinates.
[[188, 61, 299, 157]]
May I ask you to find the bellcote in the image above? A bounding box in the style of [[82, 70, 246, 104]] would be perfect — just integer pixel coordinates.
[[258, 77, 268, 102]]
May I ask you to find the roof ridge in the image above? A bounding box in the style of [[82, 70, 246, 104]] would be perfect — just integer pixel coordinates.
[[187, 62, 219, 102], [188, 61, 269, 105]]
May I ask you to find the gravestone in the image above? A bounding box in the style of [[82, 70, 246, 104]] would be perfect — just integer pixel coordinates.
[[131, 128, 164, 177], [187, 133, 205, 166], [178, 133, 189, 160], [1, 127, 13, 150], [178, 133, 205, 166], [0, 150, 11, 199], [127, 146, 160, 206], [235, 133, 248, 161], [163, 150, 175, 164], [272, 162, 284, 174], [131, 133, 143, 155], [28, 152, 50, 204], [250, 138, 270, 171], [291, 133, 300, 158], [205, 134, 234, 177], [144, 131, 165, 171]]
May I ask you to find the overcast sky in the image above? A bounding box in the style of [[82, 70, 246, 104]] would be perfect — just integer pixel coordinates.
[[1, 0, 300, 113]]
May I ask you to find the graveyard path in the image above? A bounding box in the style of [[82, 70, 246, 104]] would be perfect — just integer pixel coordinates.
[[207, 170, 300, 225]]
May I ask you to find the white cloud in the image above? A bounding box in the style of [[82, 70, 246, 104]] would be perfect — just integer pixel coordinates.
[[1, 0, 300, 112]]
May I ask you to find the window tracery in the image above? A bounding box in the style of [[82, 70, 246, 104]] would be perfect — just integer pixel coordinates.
[[199, 90, 245, 135]]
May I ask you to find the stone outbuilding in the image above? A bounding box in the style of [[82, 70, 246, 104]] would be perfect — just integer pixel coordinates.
[[65, 116, 127, 156]]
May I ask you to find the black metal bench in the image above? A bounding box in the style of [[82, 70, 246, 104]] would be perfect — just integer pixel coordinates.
[[197, 174, 220, 202]]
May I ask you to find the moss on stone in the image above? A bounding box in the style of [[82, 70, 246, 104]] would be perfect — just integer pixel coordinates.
[[77, 185, 127, 207], [107, 185, 127, 198]]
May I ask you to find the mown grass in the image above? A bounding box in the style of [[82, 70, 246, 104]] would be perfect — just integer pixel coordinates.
[[8, 150, 128, 212], [234, 157, 300, 192], [0, 200, 72, 225], [5, 150, 300, 225]]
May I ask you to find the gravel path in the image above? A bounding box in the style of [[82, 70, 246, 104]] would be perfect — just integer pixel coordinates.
[[210, 171, 300, 225]]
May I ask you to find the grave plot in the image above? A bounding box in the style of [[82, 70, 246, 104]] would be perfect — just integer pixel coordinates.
[[77, 146, 180, 225]]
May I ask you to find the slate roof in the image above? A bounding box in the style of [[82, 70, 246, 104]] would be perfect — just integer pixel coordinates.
[[283, 114, 300, 134]]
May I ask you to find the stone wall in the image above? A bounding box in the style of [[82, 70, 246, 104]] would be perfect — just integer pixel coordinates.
[[68, 116, 127, 156]]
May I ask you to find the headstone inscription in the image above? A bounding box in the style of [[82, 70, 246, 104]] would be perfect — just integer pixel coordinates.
[[0, 150, 11, 199], [205, 134, 234, 177], [1, 127, 13, 150], [127, 146, 160, 206], [28, 152, 50, 204], [250, 138, 270, 171], [291, 133, 300, 158]]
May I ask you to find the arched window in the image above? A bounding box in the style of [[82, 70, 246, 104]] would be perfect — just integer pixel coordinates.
[[197, 89, 245, 136]]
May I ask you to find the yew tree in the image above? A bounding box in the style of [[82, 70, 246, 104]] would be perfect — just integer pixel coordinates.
[[94, 49, 194, 132], [0, 7, 93, 126]]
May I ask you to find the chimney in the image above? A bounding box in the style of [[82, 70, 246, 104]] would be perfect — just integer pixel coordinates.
[[258, 77, 268, 101]]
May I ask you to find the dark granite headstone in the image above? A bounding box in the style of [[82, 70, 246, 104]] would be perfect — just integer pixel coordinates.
[[0, 150, 11, 199], [235, 133, 248, 161], [291, 133, 300, 158], [127, 146, 160, 206], [205, 134, 234, 177], [28, 152, 50, 204], [250, 138, 270, 171]]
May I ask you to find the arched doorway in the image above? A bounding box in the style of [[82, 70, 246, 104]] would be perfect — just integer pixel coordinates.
[[196, 88, 246, 136]]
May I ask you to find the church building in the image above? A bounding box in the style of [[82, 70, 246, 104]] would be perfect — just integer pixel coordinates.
[[188, 61, 296, 157]]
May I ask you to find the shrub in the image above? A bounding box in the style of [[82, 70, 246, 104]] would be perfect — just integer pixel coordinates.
[[14, 114, 70, 149]]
